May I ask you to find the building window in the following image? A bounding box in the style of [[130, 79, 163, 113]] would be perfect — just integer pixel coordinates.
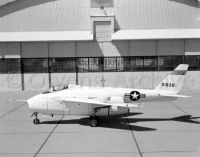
[[157, 56, 172, 71], [7, 58, 21, 73], [117, 57, 130, 72], [0, 58, 21, 74], [22, 58, 48, 73], [130, 57, 144, 71], [171, 56, 184, 69], [89, 57, 103, 72], [158, 56, 185, 71], [143, 57, 157, 71], [104, 57, 117, 72], [77, 58, 89, 72], [130, 56, 156, 71], [135, 57, 144, 70], [185, 55, 200, 70], [0, 59, 7, 73], [49, 58, 75, 73], [1, 55, 200, 74]]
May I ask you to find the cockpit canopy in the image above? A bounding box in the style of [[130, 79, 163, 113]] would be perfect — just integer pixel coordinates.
[[42, 84, 68, 94]]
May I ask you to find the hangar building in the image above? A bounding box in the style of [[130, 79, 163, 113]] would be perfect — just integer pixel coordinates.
[[0, 0, 200, 90]]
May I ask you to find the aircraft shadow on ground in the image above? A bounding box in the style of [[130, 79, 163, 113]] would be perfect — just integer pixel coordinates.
[[42, 114, 200, 131]]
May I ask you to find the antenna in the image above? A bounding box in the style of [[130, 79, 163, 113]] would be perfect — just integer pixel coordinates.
[[100, 5, 107, 15], [100, 5, 104, 10]]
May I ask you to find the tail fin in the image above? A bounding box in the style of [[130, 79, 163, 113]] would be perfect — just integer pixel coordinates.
[[154, 64, 189, 94]]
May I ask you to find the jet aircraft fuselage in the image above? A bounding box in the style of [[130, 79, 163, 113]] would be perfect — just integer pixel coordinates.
[[27, 64, 190, 127]]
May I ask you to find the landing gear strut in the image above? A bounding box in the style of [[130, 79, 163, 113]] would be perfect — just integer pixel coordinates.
[[31, 112, 40, 125], [89, 116, 99, 127]]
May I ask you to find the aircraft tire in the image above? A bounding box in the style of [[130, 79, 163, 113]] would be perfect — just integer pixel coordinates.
[[33, 119, 40, 125], [89, 118, 98, 127]]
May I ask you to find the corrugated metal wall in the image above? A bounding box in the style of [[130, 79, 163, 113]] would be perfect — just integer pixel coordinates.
[[0, 42, 20, 58], [1, 40, 200, 58], [21, 42, 48, 58]]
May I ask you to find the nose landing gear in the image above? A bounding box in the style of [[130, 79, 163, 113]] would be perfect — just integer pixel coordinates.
[[31, 112, 40, 125]]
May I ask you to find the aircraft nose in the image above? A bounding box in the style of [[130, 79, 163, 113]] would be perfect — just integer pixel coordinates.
[[27, 96, 36, 110], [27, 94, 47, 112]]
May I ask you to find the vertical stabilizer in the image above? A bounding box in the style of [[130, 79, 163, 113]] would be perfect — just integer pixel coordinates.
[[154, 64, 189, 94]]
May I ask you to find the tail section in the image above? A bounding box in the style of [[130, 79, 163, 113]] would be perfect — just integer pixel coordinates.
[[154, 64, 189, 94]]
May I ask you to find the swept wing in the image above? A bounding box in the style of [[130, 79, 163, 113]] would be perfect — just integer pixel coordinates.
[[56, 97, 142, 108]]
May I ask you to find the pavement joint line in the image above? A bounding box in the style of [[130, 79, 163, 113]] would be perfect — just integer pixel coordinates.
[[126, 118, 143, 157], [168, 101, 189, 115], [0, 103, 26, 119], [33, 115, 64, 157], [35, 152, 136, 154], [168, 101, 200, 123]]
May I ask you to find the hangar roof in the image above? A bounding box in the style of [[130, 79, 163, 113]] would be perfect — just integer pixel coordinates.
[[0, 0, 91, 32], [0, 0, 200, 41], [0, 0, 15, 7], [0, 0, 200, 32]]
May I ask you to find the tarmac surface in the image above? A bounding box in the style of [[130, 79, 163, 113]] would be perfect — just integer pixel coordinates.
[[0, 89, 200, 157]]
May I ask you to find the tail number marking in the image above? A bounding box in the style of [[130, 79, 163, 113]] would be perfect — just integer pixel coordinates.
[[161, 83, 175, 87]]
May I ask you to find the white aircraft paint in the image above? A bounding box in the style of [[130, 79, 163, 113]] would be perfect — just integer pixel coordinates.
[[27, 64, 190, 126]]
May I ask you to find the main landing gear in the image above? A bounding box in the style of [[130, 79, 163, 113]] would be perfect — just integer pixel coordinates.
[[89, 106, 110, 127], [31, 112, 40, 125], [89, 116, 99, 127]]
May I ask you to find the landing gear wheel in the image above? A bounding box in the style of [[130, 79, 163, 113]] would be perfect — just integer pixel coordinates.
[[31, 112, 40, 125], [89, 117, 99, 127], [33, 119, 40, 125]]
